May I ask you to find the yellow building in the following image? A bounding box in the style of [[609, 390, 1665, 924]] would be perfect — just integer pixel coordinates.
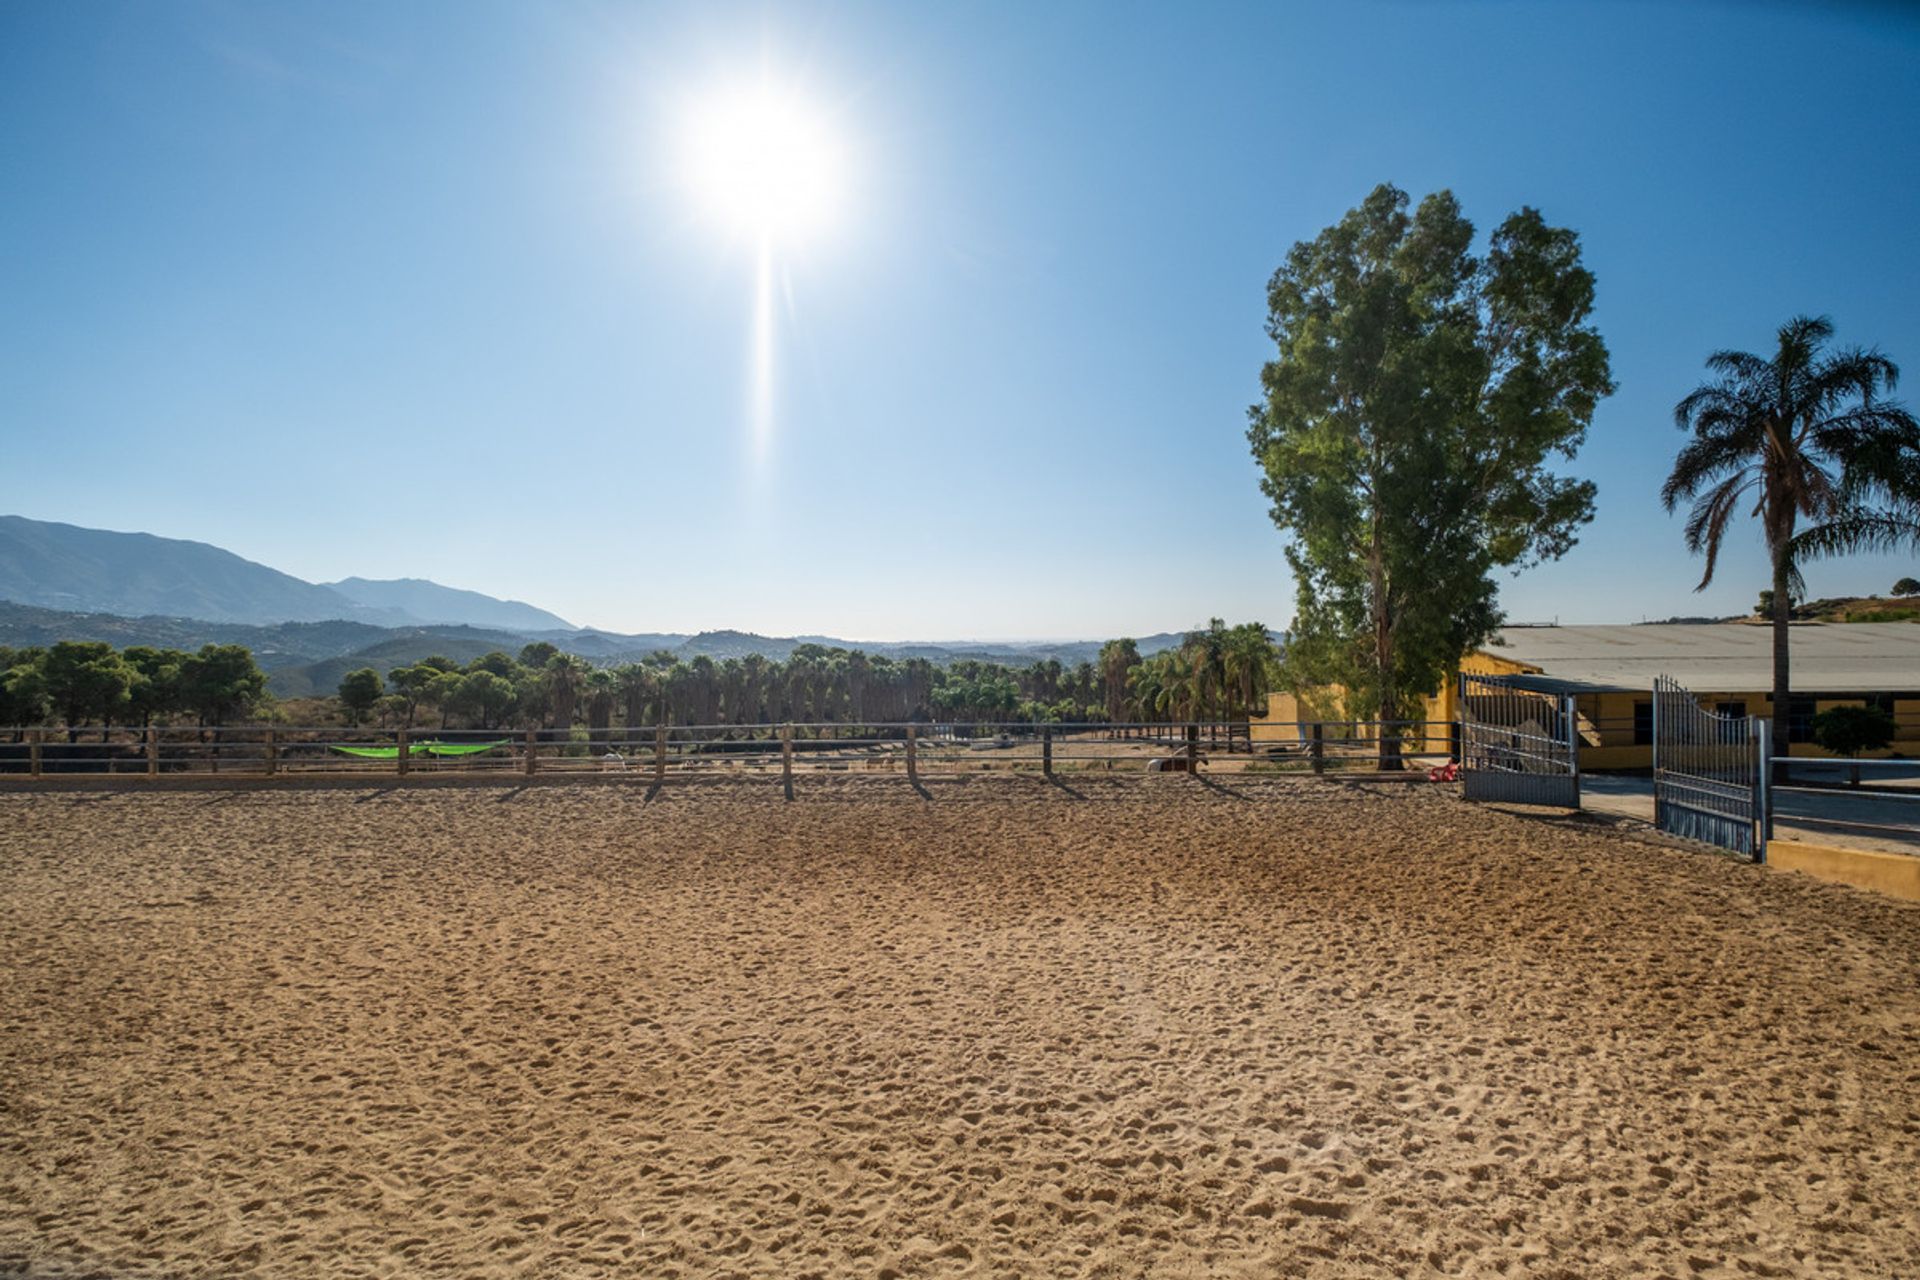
[[1252, 622, 1920, 767]]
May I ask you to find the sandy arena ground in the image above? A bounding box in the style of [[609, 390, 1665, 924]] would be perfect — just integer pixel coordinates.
[[3, 776, 1918, 1279]]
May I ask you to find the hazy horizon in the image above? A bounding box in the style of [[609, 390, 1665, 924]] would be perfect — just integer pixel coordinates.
[[0, 510, 1812, 645]]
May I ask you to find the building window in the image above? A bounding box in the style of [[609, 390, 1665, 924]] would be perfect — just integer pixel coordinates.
[[1633, 701, 1653, 746], [1788, 697, 1818, 743], [1715, 701, 1746, 719]]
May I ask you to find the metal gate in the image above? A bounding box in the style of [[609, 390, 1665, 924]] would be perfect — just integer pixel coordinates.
[[1458, 672, 1581, 807], [1652, 675, 1770, 861]]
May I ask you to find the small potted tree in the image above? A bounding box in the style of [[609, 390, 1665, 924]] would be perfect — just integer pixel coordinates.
[[1809, 704, 1898, 787]]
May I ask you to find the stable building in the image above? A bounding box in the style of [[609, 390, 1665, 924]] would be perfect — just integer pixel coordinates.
[[1254, 622, 1920, 767]]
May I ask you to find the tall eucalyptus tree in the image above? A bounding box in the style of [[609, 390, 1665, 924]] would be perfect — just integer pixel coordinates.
[[1249, 183, 1612, 766]]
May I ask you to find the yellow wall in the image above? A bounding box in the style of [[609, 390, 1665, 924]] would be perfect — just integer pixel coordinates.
[[1250, 648, 1537, 756], [1769, 840, 1920, 902], [1250, 653, 1920, 768]]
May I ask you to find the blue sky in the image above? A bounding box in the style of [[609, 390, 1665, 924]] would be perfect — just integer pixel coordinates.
[[3, 1, 1917, 639]]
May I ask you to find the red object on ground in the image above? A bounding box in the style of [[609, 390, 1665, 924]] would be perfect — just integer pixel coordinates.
[[1428, 761, 1459, 783]]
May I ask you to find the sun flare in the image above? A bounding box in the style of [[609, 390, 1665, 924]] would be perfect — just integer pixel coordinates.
[[682, 80, 845, 245], [671, 71, 851, 464]]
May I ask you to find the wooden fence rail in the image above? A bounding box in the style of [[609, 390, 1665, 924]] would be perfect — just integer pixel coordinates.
[[0, 720, 1464, 793]]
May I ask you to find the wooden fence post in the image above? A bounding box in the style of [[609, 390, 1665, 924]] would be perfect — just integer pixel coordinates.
[[906, 724, 918, 785], [781, 723, 794, 801], [264, 727, 277, 778], [654, 721, 668, 785], [524, 726, 538, 776], [1042, 725, 1053, 778], [29, 728, 42, 778], [1186, 723, 1199, 773], [1310, 723, 1325, 775], [396, 727, 409, 777], [146, 726, 158, 777]]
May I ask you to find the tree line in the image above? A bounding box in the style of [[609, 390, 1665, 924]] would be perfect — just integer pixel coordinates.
[[341, 619, 1276, 732], [0, 642, 267, 738], [0, 622, 1281, 735]]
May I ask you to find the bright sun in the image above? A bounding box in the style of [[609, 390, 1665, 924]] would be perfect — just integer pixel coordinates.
[[682, 81, 845, 245]]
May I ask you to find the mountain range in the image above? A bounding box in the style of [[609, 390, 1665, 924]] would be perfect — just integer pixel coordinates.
[[321, 576, 573, 632], [0, 516, 572, 630], [0, 515, 1195, 695]]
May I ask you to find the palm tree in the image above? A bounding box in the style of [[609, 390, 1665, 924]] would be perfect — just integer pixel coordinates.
[[1165, 649, 1202, 724], [1121, 660, 1159, 729], [1099, 639, 1141, 735], [543, 653, 591, 730], [1185, 620, 1232, 744], [824, 654, 852, 723], [718, 658, 746, 726], [739, 653, 771, 723], [902, 658, 934, 721], [664, 661, 698, 726], [584, 669, 617, 751], [1222, 623, 1277, 751], [844, 650, 870, 723], [613, 663, 656, 742], [1664, 315, 1920, 768], [1130, 650, 1197, 725]]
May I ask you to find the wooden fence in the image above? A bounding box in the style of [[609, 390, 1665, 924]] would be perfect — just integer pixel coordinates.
[[0, 719, 1459, 787]]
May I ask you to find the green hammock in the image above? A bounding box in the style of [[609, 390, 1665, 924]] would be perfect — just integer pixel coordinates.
[[424, 740, 509, 757], [329, 739, 509, 759]]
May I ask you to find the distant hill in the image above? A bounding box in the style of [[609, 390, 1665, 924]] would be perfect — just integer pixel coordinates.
[[269, 629, 536, 699], [0, 602, 543, 699], [0, 600, 377, 669], [0, 600, 528, 690], [0, 515, 408, 626], [1789, 595, 1920, 624], [1656, 596, 1920, 626], [498, 628, 692, 659], [0, 515, 574, 633], [324, 577, 574, 632]]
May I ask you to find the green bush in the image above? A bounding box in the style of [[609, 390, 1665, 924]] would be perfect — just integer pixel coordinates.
[[1810, 704, 1897, 785]]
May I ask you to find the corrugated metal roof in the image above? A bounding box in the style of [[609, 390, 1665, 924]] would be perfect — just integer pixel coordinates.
[[1482, 622, 1920, 694]]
